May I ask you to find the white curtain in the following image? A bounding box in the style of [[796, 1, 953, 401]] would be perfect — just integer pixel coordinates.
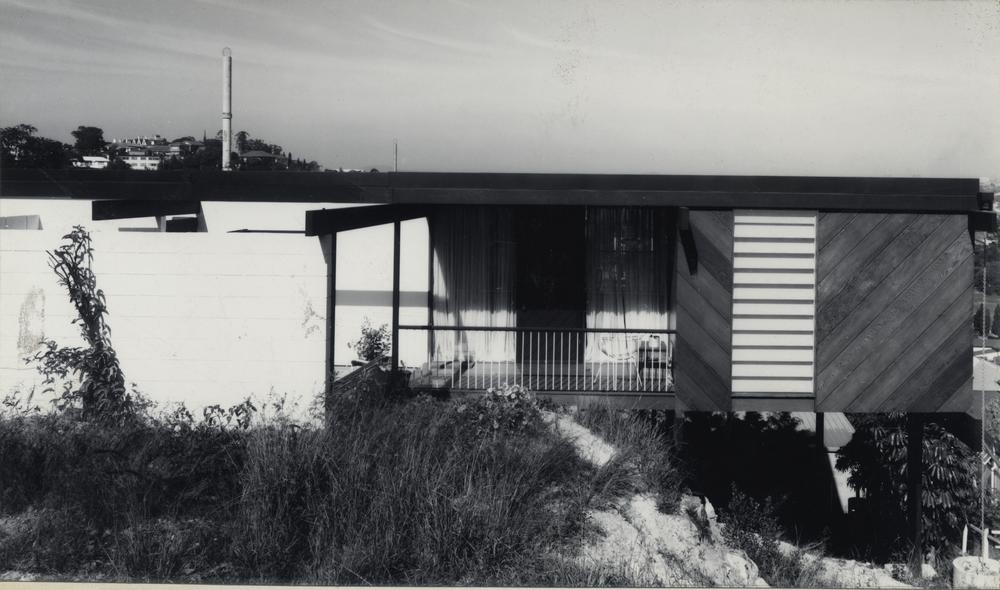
[[431, 207, 516, 362], [585, 207, 671, 358]]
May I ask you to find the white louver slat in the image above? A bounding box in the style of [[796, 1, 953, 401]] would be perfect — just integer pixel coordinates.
[[732, 210, 817, 398]]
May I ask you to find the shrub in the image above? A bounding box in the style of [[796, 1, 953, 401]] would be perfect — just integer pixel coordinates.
[[720, 486, 818, 587], [349, 318, 390, 362]]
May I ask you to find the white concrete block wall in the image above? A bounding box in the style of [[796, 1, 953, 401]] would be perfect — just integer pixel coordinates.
[[0, 199, 429, 414]]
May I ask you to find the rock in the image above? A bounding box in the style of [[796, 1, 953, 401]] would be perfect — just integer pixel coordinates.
[[0, 571, 37, 582], [952, 556, 1000, 589], [921, 562, 937, 580]]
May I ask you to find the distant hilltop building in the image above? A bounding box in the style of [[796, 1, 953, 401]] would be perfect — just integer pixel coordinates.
[[72, 155, 110, 169], [107, 135, 204, 170], [109, 135, 168, 147]]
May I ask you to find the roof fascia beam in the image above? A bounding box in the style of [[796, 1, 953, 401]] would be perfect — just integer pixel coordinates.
[[305, 204, 430, 236], [92, 199, 201, 220]]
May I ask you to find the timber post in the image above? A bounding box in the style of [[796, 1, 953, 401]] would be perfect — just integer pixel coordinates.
[[322, 232, 337, 421], [907, 413, 925, 577], [391, 220, 401, 374]]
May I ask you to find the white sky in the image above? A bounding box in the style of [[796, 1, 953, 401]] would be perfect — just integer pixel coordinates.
[[1, 0, 998, 177]]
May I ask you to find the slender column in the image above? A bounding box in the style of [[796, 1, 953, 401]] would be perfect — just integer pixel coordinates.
[[391, 221, 401, 371], [323, 233, 337, 419], [221, 48, 232, 171], [427, 217, 434, 358], [907, 413, 924, 577]]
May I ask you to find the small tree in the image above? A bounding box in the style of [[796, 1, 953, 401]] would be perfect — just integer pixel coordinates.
[[349, 319, 390, 362], [30, 227, 133, 421], [991, 304, 1000, 337]]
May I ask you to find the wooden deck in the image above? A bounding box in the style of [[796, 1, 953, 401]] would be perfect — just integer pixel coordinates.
[[407, 360, 674, 394]]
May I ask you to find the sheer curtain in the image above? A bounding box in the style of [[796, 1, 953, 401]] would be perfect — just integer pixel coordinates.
[[430, 207, 516, 362], [585, 207, 672, 358]]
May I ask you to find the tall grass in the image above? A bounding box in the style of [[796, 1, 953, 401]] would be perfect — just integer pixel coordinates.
[[574, 406, 682, 512], [233, 391, 589, 583]]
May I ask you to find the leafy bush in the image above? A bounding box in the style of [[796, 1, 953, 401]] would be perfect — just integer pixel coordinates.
[[349, 318, 390, 362], [720, 486, 818, 587], [836, 414, 979, 561], [450, 384, 544, 440]]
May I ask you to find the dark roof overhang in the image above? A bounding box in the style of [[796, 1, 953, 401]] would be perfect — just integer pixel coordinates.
[[0, 169, 992, 226]]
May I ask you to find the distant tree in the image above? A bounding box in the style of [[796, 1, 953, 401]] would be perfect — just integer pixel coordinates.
[[157, 155, 184, 171], [235, 130, 249, 153], [105, 158, 131, 171], [1, 124, 71, 168], [975, 303, 989, 336], [71, 125, 106, 154], [170, 136, 196, 143], [991, 304, 1000, 337]]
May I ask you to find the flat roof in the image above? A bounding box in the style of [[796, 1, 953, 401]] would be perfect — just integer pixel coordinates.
[[0, 169, 990, 213]]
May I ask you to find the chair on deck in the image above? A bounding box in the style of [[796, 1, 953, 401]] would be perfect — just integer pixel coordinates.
[[637, 335, 672, 387], [591, 335, 642, 388]]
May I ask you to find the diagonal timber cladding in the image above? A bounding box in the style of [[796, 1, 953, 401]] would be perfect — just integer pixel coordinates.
[[674, 210, 735, 411], [815, 213, 973, 412]]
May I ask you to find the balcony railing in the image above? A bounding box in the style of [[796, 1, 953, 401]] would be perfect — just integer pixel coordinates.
[[399, 325, 674, 393]]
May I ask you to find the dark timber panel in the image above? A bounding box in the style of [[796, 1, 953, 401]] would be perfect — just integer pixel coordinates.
[[816, 213, 973, 412], [675, 210, 733, 411]]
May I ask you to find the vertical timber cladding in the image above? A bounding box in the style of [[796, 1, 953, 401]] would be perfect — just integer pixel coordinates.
[[731, 211, 818, 411], [815, 213, 973, 412], [674, 210, 734, 411]]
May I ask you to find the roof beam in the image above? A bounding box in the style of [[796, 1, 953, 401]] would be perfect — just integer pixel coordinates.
[[305, 204, 431, 236], [92, 199, 201, 220]]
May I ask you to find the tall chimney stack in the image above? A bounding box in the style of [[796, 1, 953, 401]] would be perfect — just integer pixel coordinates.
[[221, 47, 232, 171]]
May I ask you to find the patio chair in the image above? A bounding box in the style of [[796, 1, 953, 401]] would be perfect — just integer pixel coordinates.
[[591, 334, 642, 388], [638, 335, 672, 387]]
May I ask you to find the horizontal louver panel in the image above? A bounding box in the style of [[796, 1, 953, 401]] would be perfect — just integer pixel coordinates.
[[732, 210, 817, 400]]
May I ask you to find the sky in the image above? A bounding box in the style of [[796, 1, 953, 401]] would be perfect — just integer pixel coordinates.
[[1, 0, 998, 177]]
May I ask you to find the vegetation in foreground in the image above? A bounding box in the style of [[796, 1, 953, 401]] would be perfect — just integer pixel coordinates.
[[0, 382, 694, 584]]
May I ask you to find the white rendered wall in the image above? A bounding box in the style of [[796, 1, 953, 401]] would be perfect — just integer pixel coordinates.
[[0, 199, 429, 414]]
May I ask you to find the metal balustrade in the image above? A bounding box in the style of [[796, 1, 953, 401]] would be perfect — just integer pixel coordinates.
[[399, 325, 674, 393]]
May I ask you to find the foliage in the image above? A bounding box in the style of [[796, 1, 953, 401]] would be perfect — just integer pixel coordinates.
[[4, 375, 683, 584], [71, 126, 106, 154], [451, 384, 544, 440], [28, 227, 134, 422], [105, 158, 132, 171], [973, 241, 1000, 295], [992, 304, 1000, 337], [1, 123, 71, 169], [720, 486, 820, 588], [975, 303, 990, 336], [987, 392, 1000, 450], [349, 318, 390, 361], [835, 414, 980, 561]]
